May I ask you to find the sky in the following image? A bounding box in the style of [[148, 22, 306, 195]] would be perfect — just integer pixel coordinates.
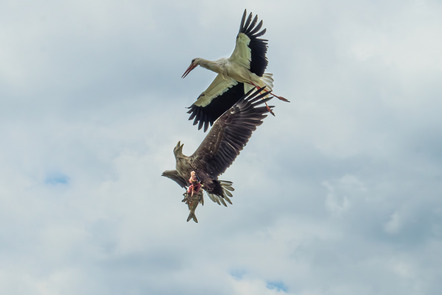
[[1, 0, 442, 294]]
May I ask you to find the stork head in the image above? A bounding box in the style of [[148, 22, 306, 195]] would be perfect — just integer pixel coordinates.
[[173, 141, 185, 158], [182, 58, 200, 78]]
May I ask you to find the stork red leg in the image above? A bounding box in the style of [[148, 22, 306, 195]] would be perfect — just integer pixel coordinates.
[[266, 102, 275, 116], [250, 82, 290, 103]]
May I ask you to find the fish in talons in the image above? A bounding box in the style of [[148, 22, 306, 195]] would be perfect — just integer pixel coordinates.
[[182, 171, 203, 223]]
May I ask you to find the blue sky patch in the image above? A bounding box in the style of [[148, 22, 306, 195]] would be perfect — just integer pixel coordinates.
[[266, 281, 288, 292], [44, 172, 70, 185], [229, 269, 247, 280]]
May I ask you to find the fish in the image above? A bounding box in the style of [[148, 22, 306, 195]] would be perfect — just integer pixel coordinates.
[[182, 189, 204, 223]]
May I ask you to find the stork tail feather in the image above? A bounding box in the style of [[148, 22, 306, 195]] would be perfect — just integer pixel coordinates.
[[261, 73, 274, 90]]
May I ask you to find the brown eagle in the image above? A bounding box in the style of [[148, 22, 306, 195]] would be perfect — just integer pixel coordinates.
[[162, 88, 273, 212]]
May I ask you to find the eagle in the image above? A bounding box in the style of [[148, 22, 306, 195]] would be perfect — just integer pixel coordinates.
[[162, 88, 273, 210]]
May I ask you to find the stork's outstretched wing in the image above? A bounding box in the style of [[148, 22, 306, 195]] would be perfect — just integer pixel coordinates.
[[191, 88, 273, 178], [230, 9, 268, 76], [187, 76, 244, 132]]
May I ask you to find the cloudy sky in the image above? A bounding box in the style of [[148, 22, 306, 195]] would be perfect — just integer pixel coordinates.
[[1, 0, 442, 294]]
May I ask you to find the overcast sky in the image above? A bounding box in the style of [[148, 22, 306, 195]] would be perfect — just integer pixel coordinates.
[[1, 0, 442, 294]]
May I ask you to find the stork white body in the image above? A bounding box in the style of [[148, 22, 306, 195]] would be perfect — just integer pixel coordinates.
[[183, 9, 287, 132], [184, 57, 274, 108]]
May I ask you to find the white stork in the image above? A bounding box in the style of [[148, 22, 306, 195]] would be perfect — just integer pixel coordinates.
[[182, 9, 289, 132]]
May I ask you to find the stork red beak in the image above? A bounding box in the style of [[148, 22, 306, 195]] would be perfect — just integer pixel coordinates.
[[182, 63, 197, 78]]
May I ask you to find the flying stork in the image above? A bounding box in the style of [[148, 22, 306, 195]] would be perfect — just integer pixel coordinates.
[[162, 88, 274, 210], [182, 9, 289, 132]]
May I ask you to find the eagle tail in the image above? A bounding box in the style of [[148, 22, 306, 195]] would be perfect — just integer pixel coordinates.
[[207, 180, 235, 206]]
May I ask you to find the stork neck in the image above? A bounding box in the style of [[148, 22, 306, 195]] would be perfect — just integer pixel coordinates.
[[198, 58, 223, 73]]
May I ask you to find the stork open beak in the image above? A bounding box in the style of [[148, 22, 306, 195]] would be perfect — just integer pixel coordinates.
[[182, 63, 197, 78]]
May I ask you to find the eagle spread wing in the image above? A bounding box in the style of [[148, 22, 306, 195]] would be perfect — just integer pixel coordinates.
[[191, 88, 273, 178], [161, 170, 187, 188]]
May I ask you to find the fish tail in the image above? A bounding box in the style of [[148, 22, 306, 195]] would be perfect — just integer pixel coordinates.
[[187, 212, 198, 223]]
